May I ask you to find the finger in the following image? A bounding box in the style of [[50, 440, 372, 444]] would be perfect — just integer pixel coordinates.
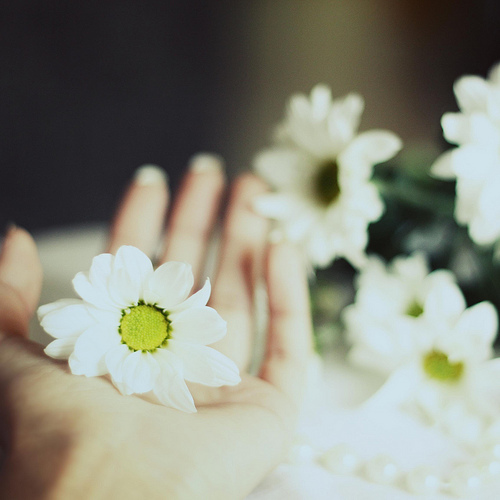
[[0, 226, 43, 336], [210, 173, 269, 370], [106, 165, 169, 256], [259, 242, 313, 408], [159, 154, 225, 283]]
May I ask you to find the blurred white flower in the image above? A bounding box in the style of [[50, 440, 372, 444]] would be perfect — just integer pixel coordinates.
[[431, 61, 500, 249], [344, 253, 458, 373], [346, 253, 500, 420], [254, 84, 402, 268], [391, 297, 499, 423], [39, 246, 240, 413]]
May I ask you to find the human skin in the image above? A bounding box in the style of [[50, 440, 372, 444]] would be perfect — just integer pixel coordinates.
[[0, 162, 313, 499]]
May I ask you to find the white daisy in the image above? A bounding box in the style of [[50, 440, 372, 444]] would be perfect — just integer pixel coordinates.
[[254, 84, 402, 268], [344, 252, 459, 373], [431, 61, 500, 248], [39, 245, 241, 413], [384, 294, 500, 426], [345, 253, 500, 421]]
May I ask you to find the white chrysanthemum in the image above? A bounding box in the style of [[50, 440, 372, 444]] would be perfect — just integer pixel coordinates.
[[345, 253, 500, 420], [254, 84, 402, 268], [431, 61, 500, 248], [38, 246, 241, 413], [344, 253, 458, 373]]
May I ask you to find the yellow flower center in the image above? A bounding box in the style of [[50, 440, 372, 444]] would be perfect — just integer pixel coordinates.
[[119, 302, 171, 352], [423, 350, 464, 383], [315, 160, 341, 206], [406, 301, 424, 318]]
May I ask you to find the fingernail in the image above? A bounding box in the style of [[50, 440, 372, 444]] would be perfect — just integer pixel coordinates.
[[189, 153, 224, 173], [4, 221, 17, 238], [134, 165, 168, 186]]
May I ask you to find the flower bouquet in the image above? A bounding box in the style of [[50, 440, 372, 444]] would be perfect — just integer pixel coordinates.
[[252, 62, 500, 496]]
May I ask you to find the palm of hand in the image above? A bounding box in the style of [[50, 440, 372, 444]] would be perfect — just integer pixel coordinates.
[[0, 167, 311, 499], [2, 334, 294, 499]]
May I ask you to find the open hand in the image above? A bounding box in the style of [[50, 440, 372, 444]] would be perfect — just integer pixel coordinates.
[[0, 157, 312, 499]]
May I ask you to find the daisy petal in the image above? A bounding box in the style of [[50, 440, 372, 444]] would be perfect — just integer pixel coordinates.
[[37, 298, 82, 320], [69, 325, 118, 377], [466, 358, 500, 417], [339, 130, 402, 179], [488, 62, 500, 84], [121, 351, 160, 394], [40, 303, 95, 338], [453, 301, 498, 361], [392, 252, 428, 281], [430, 149, 455, 179], [170, 306, 227, 345], [454, 75, 489, 113], [478, 175, 500, 217], [88, 253, 114, 288], [168, 340, 241, 386], [253, 193, 305, 220], [329, 93, 365, 143], [349, 129, 402, 162], [156, 375, 196, 413], [153, 352, 196, 413], [86, 306, 120, 328], [469, 113, 500, 145], [108, 269, 142, 308], [143, 262, 194, 310], [441, 112, 470, 145], [254, 148, 311, 189], [364, 363, 422, 409], [111, 379, 129, 396], [44, 336, 79, 359], [172, 278, 211, 313], [424, 281, 466, 323], [73, 272, 118, 310], [310, 84, 332, 120], [452, 144, 496, 180], [105, 343, 133, 384], [113, 246, 153, 302]]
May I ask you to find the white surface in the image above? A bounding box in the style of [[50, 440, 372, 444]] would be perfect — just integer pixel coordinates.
[[32, 225, 499, 499]]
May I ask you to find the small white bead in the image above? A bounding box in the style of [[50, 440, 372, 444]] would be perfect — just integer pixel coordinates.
[[321, 444, 361, 475], [475, 455, 500, 478], [406, 466, 442, 495], [365, 455, 400, 485], [448, 464, 484, 497], [287, 442, 315, 465], [480, 441, 500, 460]]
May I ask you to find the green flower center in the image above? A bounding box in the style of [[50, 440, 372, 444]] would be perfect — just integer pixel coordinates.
[[119, 302, 171, 352], [423, 350, 464, 383], [406, 301, 424, 318], [315, 160, 341, 206]]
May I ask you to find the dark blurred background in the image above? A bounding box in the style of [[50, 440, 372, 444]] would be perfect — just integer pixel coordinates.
[[1, 0, 499, 232]]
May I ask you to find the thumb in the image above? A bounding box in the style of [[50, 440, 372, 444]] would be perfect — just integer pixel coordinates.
[[0, 227, 45, 449], [0, 225, 43, 337]]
